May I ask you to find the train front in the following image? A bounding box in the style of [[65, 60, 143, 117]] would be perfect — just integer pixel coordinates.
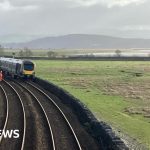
[[23, 60, 35, 79]]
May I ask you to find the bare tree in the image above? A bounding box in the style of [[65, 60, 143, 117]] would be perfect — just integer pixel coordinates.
[[18, 48, 33, 57], [12, 52, 16, 58], [24, 47, 33, 57], [47, 51, 57, 58], [18, 50, 24, 57], [0, 45, 4, 56], [115, 49, 121, 57]]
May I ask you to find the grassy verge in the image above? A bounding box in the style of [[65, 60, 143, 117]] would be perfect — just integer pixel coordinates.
[[34, 60, 150, 148]]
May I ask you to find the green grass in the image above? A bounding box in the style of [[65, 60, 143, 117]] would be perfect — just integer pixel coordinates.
[[34, 60, 150, 148]]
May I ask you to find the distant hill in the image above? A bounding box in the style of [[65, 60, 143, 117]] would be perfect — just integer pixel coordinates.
[[0, 34, 44, 43], [4, 34, 150, 49]]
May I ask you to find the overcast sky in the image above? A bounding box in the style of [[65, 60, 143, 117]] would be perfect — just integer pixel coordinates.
[[0, 0, 150, 39]]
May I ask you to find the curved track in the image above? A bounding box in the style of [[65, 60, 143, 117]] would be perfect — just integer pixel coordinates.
[[0, 85, 8, 144], [10, 81, 55, 150], [0, 79, 100, 150], [0, 80, 26, 150], [17, 80, 82, 150]]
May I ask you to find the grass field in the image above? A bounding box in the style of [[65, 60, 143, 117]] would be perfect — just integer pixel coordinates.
[[34, 60, 150, 149]]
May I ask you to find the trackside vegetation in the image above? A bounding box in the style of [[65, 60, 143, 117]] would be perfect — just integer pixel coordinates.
[[34, 60, 150, 149]]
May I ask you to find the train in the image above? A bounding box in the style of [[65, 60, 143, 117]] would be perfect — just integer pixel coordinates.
[[0, 57, 35, 79]]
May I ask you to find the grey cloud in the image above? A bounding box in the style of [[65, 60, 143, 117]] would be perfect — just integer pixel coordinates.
[[64, 0, 147, 7], [0, 0, 150, 39], [0, 0, 147, 9], [0, 0, 38, 11]]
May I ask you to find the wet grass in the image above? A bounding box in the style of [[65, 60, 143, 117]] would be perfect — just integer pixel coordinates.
[[34, 60, 150, 148]]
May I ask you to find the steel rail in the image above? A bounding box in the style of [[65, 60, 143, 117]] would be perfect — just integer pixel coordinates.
[[3, 80, 26, 150], [0, 85, 9, 144], [27, 81, 82, 150], [15, 81, 56, 150]]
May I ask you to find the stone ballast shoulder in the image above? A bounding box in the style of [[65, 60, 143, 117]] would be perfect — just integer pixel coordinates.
[[35, 77, 129, 150]]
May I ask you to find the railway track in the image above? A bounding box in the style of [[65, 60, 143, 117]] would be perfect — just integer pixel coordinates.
[[0, 85, 8, 143], [0, 80, 26, 150], [16, 80, 82, 150], [0, 79, 100, 150], [10, 81, 54, 150]]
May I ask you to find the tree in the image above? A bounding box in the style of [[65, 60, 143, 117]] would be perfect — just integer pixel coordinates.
[[24, 47, 33, 57], [12, 52, 16, 58], [18, 48, 33, 57], [115, 49, 121, 57], [18, 50, 24, 57], [0, 45, 4, 56], [47, 51, 57, 58]]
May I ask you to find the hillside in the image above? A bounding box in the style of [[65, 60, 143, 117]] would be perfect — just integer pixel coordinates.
[[4, 34, 150, 49]]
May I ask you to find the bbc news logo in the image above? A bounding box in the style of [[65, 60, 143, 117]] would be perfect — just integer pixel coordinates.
[[0, 130, 20, 139]]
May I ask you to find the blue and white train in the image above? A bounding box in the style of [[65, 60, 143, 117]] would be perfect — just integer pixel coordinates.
[[0, 57, 35, 79]]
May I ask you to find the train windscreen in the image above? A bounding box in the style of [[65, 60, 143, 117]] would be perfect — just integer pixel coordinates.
[[24, 63, 34, 71]]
